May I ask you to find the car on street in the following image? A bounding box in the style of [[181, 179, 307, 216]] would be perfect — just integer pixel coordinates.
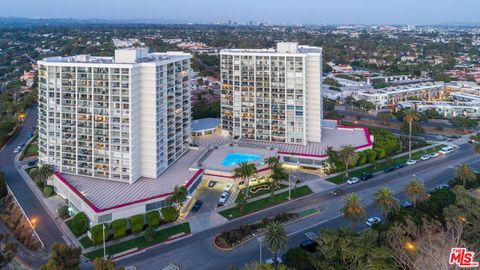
[[401, 200, 413, 208], [346, 177, 359, 185], [27, 132, 34, 138], [360, 173, 373, 181], [366, 217, 382, 227], [208, 181, 216, 188], [383, 166, 395, 173], [224, 183, 233, 191], [394, 163, 406, 169], [304, 231, 317, 240], [405, 160, 417, 166], [191, 200, 203, 212], [299, 239, 317, 252], [330, 188, 344, 196], [219, 191, 229, 204], [430, 152, 439, 158], [265, 257, 283, 265], [420, 154, 431, 161], [439, 146, 454, 155], [434, 184, 449, 190]]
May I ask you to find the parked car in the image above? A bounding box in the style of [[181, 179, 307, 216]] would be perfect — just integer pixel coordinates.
[[13, 146, 21, 154], [330, 188, 344, 196], [420, 154, 431, 161], [430, 152, 439, 158], [299, 239, 317, 252], [265, 257, 283, 265], [208, 181, 217, 188], [434, 184, 449, 190], [346, 177, 359, 185], [192, 200, 203, 212], [394, 163, 406, 169], [366, 217, 382, 227], [224, 183, 233, 191], [383, 166, 395, 173], [360, 173, 373, 181], [219, 191, 229, 204], [27, 132, 34, 138], [401, 200, 413, 208], [27, 160, 38, 167], [439, 146, 454, 155], [405, 160, 417, 166]]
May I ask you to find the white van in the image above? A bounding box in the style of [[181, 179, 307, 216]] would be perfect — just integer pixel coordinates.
[[439, 146, 454, 155]]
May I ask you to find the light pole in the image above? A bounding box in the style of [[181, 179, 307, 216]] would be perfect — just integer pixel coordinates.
[[103, 224, 107, 259], [252, 233, 262, 262], [288, 174, 296, 200]]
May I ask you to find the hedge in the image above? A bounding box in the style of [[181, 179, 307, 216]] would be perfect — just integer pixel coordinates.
[[128, 214, 145, 234], [57, 205, 70, 219], [112, 219, 127, 240], [358, 152, 367, 165], [146, 211, 161, 227], [161, 207, 178, 223], [90, 224, 108, 245], [374, 148, 386, 159], [366, 149, 377, 163], [69, 212, 89, 237], [43, 186, 53, 197]]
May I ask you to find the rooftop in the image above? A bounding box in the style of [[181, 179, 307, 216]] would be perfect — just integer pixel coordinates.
[[221, 42, 322, 55], [362, 82, 445, 95], [191, 118, 221, 132]]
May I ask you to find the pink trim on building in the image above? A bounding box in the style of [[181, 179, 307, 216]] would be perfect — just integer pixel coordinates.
[[54, 169, 204, 213], [203, 166, 271, 179]]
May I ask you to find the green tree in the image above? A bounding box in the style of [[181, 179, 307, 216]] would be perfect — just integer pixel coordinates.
[[264, 221, 288, 269], [0, 234, 17, 268], [449, 116, 478, 133], [337, 145, 359, 178], [93, 257, 124, 270], [373, 187, 399, 219], [341, 193, 366, 230], [234, 162, 257, 198], [402, 109, 420, 159], [403, 178, 427, 206], [167, 185, 188, 212], [0, 173, 8, 201], [42, 242, 82, 270], [454, 162, 477, 187], [376, 111, 393, 125], [236, 192, 247, 213]]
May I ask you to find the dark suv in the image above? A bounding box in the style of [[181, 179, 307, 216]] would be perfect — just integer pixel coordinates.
[[360, 173, 373, 181]]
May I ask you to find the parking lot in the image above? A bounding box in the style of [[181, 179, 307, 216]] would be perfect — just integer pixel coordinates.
[[189, 180, 234, 215]]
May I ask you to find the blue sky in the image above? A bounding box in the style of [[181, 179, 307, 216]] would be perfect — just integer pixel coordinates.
[[1, 0, 479, 25]]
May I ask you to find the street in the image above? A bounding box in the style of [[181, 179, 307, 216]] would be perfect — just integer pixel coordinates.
[[119, 143, 478, 270], [0, 106, 64, 250]]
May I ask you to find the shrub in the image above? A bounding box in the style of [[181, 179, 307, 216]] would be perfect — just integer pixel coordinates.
[[90, 224, 108, 245], [0, 173, 8, 200], [144, 226, 156, 242], [43, 186, 53, 197], [366, 150, 377, 163], [333, 160, 345, 173], [374, 148, 386, 159], [128, 214, 145, 234], [161, 207, 178, 223], [111, 219, 127, 240], [57, 205, 70, 219], [146, 211, 161, 227], [35, 179, 44, 190], [357, 152, 367, 165], [69, 212, 89, 236]]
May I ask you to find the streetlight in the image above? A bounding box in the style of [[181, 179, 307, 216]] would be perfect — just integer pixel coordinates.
[[405, 241, 416, 252], [252, 233, 262, 262], [30, 217, 38, 229], [103, 224, 107, 259], [288, 174, 296, 200]]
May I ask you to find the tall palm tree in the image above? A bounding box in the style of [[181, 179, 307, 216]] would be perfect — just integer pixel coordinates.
[[373, 187, 399, 220], [325, 146, 338, 164], [168, 185, 188, 212], [341, 193, 366, 230], [402, 109, 420, 160], [403, 178, 427, 206], [263, 221, 288, 269], [38, 164, 54, 183], [269, 165, 288, 201], [234, 162, 257, 197], [454, 162, 477, 187], [265, 156, 280, 170], [337, 145, 359, 178]]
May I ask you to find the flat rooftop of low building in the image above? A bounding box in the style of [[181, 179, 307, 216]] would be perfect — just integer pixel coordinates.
[[191, 118, 221, 132], [238, 126, 372, 158], [55, 148, 205, 211]]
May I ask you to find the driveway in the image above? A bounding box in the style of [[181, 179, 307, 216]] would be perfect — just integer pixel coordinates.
[[189, 180, 226, 215]]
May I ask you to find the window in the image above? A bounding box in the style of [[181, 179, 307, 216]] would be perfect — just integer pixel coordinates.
[[98, 213, 112, 223]]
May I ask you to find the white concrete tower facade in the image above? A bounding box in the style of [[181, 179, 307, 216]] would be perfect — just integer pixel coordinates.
[[37, 48, 192, 184], [220, 42, 323, 145]]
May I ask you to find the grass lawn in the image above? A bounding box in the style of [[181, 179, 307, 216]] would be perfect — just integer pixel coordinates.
[[79, 236, 94, 249], [236, 183, 288, 202], [220, 186, 313, 220], [327, 145, 446, 184], [23, 143, 38, 156], [84, 223, 190, 260]]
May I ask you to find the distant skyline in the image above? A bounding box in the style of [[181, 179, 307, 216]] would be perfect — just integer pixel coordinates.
[[2, 0, 480, 25]]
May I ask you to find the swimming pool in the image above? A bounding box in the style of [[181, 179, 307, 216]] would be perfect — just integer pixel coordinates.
[[221, 152, 262, 166]]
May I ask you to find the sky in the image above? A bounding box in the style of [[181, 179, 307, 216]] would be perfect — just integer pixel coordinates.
[[1, 0, 480, 25]]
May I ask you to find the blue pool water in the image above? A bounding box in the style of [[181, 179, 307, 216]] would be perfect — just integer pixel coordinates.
[[221, 152, 262, 166]]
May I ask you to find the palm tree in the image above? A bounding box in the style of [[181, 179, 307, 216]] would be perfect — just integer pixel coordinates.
[[373, 187, 399, 220], [269, 165, 288, 201], [28, 167, 40, 182], [402, 109, 420, 160], [454, 162, 477, 187], [264, 221, 288, 269], [233, 162, 257, 197], [168, 185, 188, 212], [38, 164, 54, 183], [337, 145, 359, 178], [403, 178, 427, 206], [325, 146, 338, 164], [341, 193, 366, 230], [265, 156, 280, 170]]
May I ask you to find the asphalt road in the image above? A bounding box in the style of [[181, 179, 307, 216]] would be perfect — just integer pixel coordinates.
[[119, 143, 478, 270], [0, 106, 64, 250]]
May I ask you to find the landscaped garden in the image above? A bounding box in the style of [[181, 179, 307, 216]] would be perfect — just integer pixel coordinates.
[[236, 182, 288, 202], [220, 186, 313, 219]]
